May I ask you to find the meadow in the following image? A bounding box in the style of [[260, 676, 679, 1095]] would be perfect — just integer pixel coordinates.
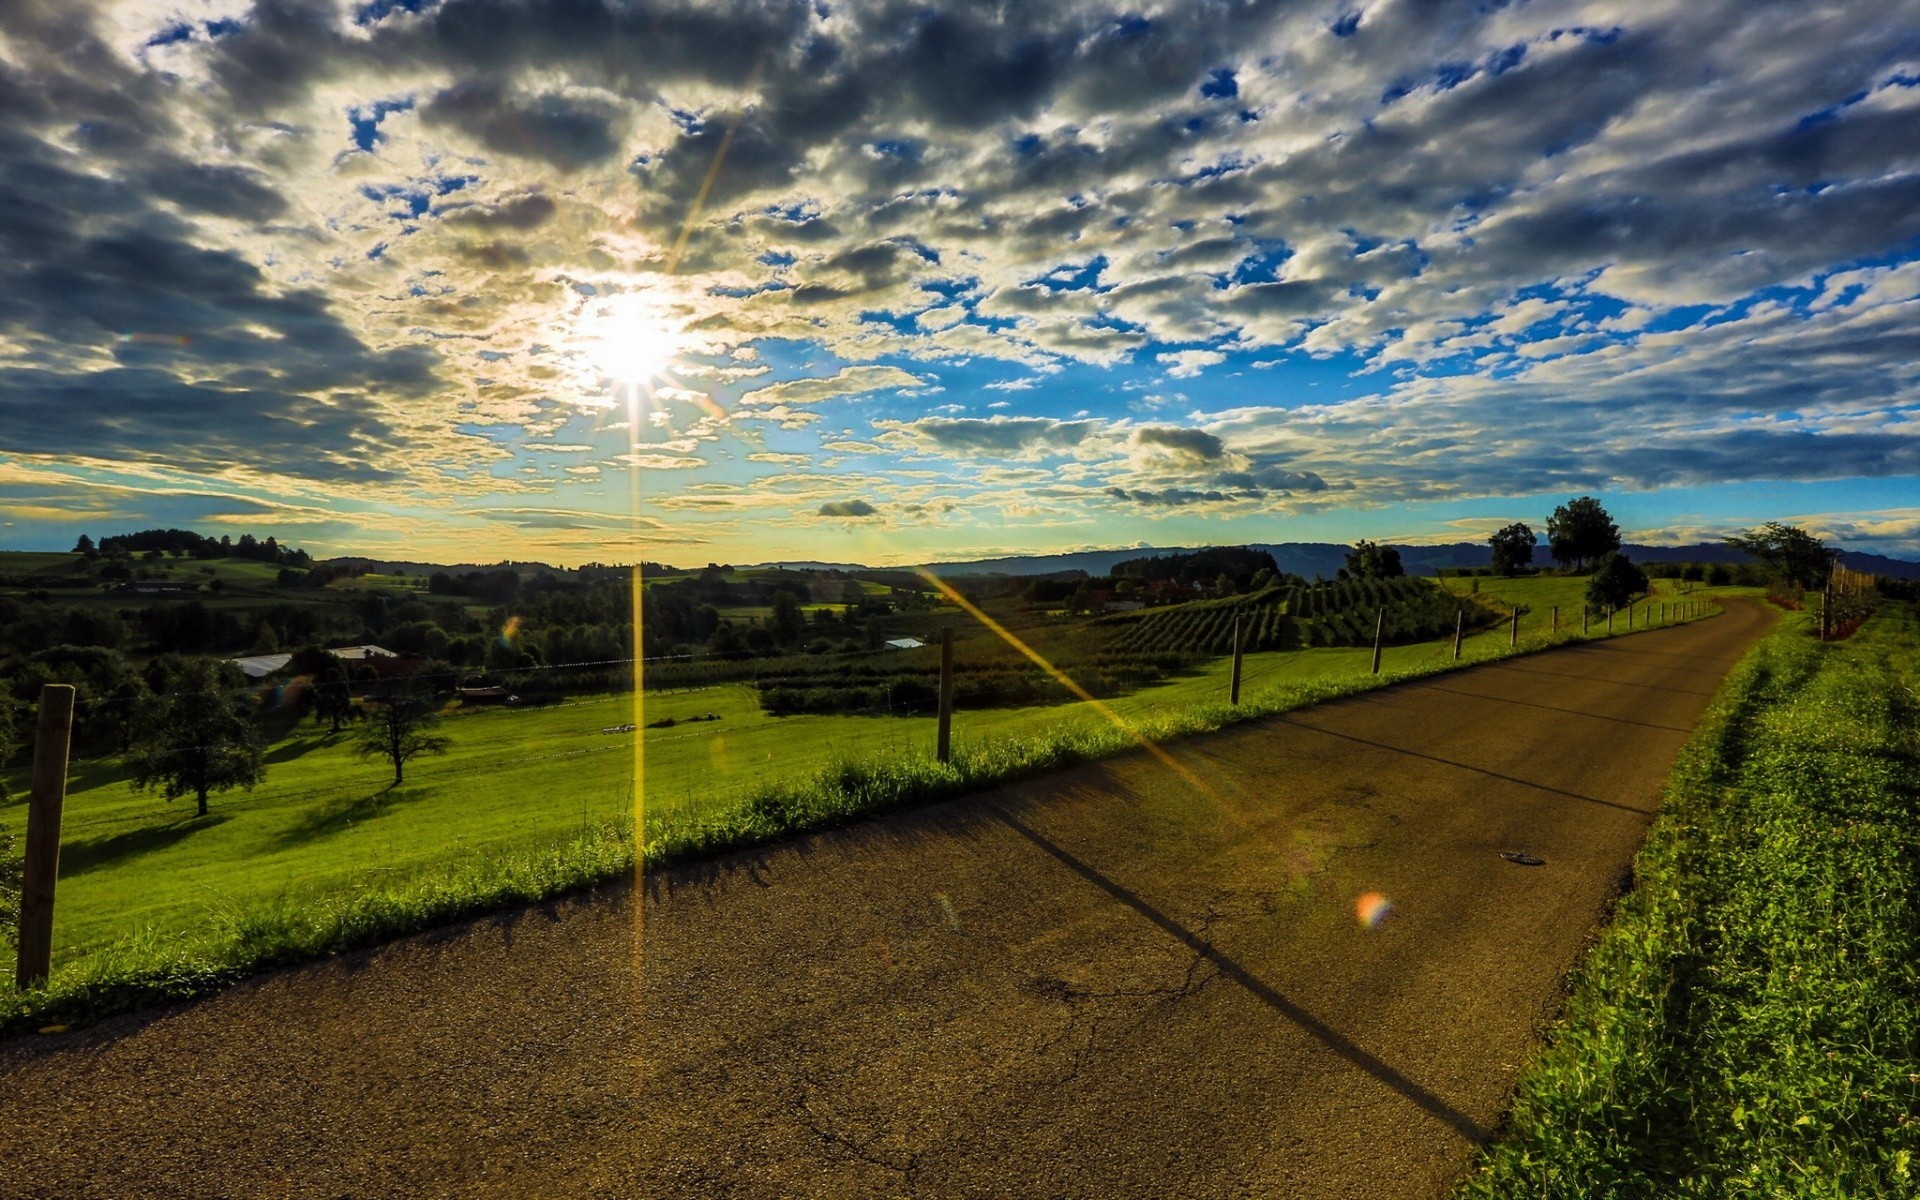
[[1462, 598, 1920, 1196], [0, 574, 1727, 1028]]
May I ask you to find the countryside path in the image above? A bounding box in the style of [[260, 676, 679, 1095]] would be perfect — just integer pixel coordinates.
[[0, 600, 1773, 1199]]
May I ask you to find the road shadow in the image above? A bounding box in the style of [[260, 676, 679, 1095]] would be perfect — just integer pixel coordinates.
[[985, 803, 1491, 1145], [59, 814, 231, 878]]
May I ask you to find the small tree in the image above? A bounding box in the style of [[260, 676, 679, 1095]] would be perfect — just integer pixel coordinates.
[[1724, 521, 1835, 589], [1586, 552, 1649, 612], [129, 660, 264, 818], [1487, 523, 1537, 576], [1342, 540, 1405, 579], [1547, 496, 1621, 571], [73, 534, 96, 557], [355, 680, 450, 787]]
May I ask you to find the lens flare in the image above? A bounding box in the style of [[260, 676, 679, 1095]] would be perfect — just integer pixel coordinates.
[[1355, 891, 1394, 929], [498, 614, 523, 650]]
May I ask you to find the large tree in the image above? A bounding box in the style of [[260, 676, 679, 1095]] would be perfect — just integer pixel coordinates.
[[1487, 522, 1537, 576], [1585, 552, 1650, 612], [1342, 540, 1405, 579], [288, 647, 357, 735], [355, 680, 450, 787], [129, 660, 264, 818], [1547, 496, 1621, 571], [1724, 521, 1835, 589]]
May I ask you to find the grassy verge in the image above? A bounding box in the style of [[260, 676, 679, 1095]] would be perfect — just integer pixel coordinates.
[[1460, 602, 1920, 1197], [1, 592, 1730, 1035]]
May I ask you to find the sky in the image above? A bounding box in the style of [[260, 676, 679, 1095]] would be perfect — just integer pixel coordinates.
[[2, 0, 1919, 568]]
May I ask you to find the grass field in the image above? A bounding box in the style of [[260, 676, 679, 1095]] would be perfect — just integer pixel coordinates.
[[0, 576, 1733, 1029], [1462, 600, 1920, 1196]]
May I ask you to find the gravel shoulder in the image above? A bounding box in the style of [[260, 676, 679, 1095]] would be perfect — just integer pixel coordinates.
[[0, 600, 1773, 1199]]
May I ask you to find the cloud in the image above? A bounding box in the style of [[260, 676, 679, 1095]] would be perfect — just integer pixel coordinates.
[[739, 366, 927, 407], [1131, 426, 1225, 461], [816, 498, 878, 518], [1157, 349, 1227, 378], [2, 0, 1919, 557], [876, 416, 1103, 460]]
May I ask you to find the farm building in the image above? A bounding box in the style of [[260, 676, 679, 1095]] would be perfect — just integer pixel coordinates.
[[327, 645, 398, 661], [883, 637, 927, 650], [229, 653, 293, 681]]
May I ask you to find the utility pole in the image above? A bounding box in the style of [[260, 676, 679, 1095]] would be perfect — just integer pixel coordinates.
[[1229, 615, 1245, 705], [936, 629, 954, 764]]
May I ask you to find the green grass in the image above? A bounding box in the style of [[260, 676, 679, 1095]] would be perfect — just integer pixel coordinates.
[[1460, 601, 1920, 1197], [0, 586, 1735, 1032]]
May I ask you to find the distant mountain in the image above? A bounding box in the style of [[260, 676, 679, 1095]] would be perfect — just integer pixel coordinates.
[[913, 540, 1920, 580]]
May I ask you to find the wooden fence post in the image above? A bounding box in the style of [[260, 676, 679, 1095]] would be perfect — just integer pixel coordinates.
[[936, 629, 954, 764], [1551, 605, 1558, 633], [16, 684, 76, 991], [1452, 609, 1463, 661], [1582, 606, 1589, 634], [1370, 608, 1384, 675], [1229, 615, 1245, 705], [1607, 605, 1614, 632], [1509, 606, 1519, 647]]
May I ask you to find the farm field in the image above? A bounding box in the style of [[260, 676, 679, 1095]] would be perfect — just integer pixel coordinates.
[[2, 579, 1734, 982]]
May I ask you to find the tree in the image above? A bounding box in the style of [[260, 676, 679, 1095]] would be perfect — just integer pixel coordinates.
[[355, 680, 450, 787], [1547, 496, 1621, 571], [768, 590, 804, 645], [1585, 552, 1649, 612], [128, 660, 264, 818], [1487, 522, 1537, 576], [1724, 521, 1835, 589], [1342, 540, 1404, 579], [73, 534, 96, 557]]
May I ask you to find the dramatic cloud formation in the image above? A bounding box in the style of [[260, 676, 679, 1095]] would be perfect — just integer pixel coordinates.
[[2, 0, 1918, 561]]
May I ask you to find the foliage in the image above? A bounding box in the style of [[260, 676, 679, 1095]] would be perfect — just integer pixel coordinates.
[[1584, 552, 1649, 611], [354, 680, 451, 786], [1340, 539, 1405, 579], [1462, 604, 1920, 1197], [1725, 520, 1836, 589], [127, 660, 265, 819], [0, 681, 16, 800], [1547, 495, 1621, 570], [1487, 522, 1537, 576], [0, 822, 16, 950]]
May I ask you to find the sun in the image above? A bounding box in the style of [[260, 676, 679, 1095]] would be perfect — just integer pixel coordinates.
[[579, 291, 681, 388]]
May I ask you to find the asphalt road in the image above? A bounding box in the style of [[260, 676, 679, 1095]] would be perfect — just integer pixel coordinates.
[[0, 600, 1772, 1199]]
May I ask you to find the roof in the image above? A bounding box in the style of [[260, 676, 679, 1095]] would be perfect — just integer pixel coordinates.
[[327, 645, 398, 660], [884, 637, 927, 650], [229, 653, 292, 680]]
